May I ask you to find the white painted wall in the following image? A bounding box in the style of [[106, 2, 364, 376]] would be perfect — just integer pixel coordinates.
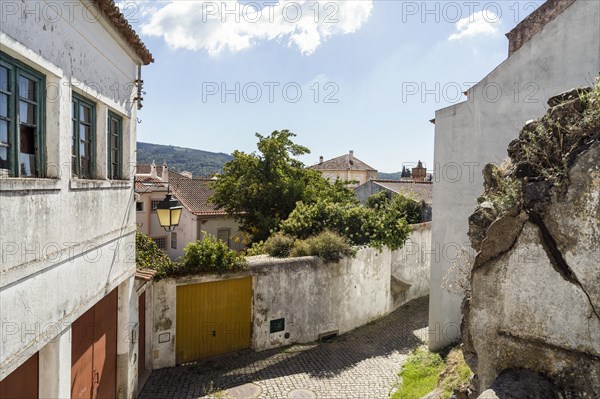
[[251, 247, 393, 351], [0, 1, 145, 395], [392, 223, 432, 304], [429, 0, 600, 350]]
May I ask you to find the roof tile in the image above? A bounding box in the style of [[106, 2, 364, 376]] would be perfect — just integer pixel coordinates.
[[309, 153, 377, 171]]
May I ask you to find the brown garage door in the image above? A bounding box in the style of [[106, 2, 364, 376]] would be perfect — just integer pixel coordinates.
[[71, 289, 117, 399], [0, 352, 39, 399]]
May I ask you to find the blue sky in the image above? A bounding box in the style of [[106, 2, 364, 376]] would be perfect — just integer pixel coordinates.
[[127, 1, 544, 173]]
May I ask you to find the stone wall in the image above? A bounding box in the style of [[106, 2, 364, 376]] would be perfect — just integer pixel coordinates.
[[463, 88, 600, 397], [148, 224, 431, 368]]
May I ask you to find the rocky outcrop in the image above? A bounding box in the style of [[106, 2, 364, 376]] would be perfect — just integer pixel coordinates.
[[463, 82, 600, 397], [477, 369, 559, 399]]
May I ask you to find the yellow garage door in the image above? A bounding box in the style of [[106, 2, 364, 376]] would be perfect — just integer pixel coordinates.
[[176, 277, 252, 364]]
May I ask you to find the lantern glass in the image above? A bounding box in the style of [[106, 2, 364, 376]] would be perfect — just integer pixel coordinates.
[[156, 193, 182, 230]]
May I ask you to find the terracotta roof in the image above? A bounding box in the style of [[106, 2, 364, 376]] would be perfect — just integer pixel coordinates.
[[135, 269, 157, 281], [370, 180, 433, 204], [134, 176, 167, 192], [309, 153, 377, 172], [170, 178, 227, 216], [92, 0, 153, 65], [136, 164, 153, 174]]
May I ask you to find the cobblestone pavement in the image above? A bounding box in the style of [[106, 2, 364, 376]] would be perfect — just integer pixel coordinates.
[[139, 296, 429, 399]]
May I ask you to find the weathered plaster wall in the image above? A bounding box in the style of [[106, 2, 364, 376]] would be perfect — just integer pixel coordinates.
[[148, 225, 431, 368], [430, 0, 600, 350], [392, 223, 431, 305], [251, 247, 393, 351], [0, 1, 143, 394]]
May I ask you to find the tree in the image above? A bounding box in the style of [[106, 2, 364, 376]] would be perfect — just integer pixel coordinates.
[[210, 130, 353, 242]]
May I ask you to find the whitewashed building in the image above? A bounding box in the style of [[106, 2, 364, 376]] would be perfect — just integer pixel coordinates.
[[0, 1, 153, 397], [429, 0, 600, 350]]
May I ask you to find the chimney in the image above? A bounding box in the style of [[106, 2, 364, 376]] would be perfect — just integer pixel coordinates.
[[349, 150, 354, 164], [161, 161, 168, 182], [150, 160, 157, 179], [412, 160, 427, 182], [319, 156, 324, 164]]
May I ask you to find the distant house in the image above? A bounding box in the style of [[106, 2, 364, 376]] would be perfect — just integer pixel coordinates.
[[169, 178, 246, 258], [355, 180, 433, 222], [135, 162, 172, 253], [135, 162, 244, 259], [309, 150, 378, 188]]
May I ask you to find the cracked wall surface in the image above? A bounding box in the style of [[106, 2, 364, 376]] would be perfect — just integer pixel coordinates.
[[463, 85, 600, 397]]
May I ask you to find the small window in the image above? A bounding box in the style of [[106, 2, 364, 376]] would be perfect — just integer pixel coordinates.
[[217, 229, 230, 248], [72, 93, 96, 179], [0, 51, 46, 177], [152, 237, 166, 250], [150, 200, 160, 212], [107, 112, 122, 179], [171, 232, 177, 249], [136, 201, 144, 212]]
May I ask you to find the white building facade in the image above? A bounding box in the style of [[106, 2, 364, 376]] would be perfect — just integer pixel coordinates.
[[429, 0, 600, 350], [0, 1, 153, 397]]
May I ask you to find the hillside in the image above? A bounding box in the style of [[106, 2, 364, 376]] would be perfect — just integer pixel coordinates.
[[378, 171, 401, 180], [137, 142, 233, 177]]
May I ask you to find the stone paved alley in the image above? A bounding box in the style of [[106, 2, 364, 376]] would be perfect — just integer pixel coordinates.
[[139, 296, 429, 399]]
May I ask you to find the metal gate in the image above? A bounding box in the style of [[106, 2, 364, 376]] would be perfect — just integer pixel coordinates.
[[71, 289, 117, 399], [176, 277, 252, 363]]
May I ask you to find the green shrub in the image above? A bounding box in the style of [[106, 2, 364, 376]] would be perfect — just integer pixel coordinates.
[[366, 191, 391, 210], [289, 239, 312, 257], [388, 194, 422, 225], [300, 230, 355, 262], [156, 233, 246, 278], [279, 199, 412, 251], [263, 231, 355, 262], [263, 233, 295, 257], [136, 231, 172, 275], [244, 240, 267, 256]]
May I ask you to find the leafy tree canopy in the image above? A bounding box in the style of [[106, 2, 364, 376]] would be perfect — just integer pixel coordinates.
[[210, 130, 354, 242]]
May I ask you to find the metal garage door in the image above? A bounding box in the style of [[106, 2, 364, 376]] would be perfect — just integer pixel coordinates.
[[0, 352, 39, 399], [71, 289, 117, 399], [176, 277, 252, 364]]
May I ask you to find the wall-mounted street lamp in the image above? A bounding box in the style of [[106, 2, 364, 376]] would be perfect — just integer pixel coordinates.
[[156, 185, 182, 232]]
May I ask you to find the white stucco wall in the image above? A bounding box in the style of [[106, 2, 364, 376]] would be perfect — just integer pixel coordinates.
[[0, 1, 145, 395], [429, 0, 600, 350], [392, 223, 432, 304], [251, 248, 393, 351], [147, 225, 431, 368]]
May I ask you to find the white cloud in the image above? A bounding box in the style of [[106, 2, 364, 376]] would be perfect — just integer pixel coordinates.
[[448, 10, 501, 41], [139, 1, 373, 56]]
